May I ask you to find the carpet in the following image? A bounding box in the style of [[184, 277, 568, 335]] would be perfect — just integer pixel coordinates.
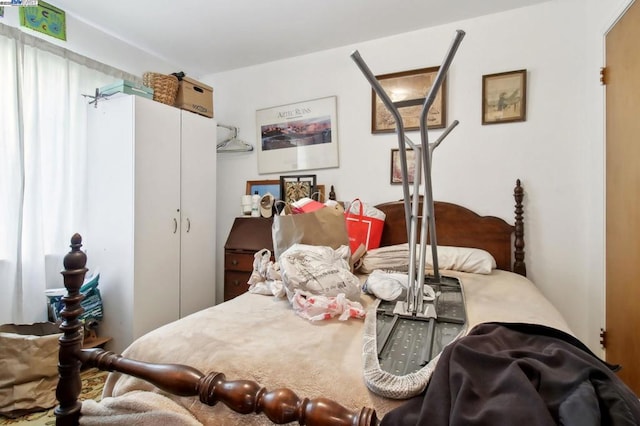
[[0, 368, 108, 426]]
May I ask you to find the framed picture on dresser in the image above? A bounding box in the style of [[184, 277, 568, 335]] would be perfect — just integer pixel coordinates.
[[279, 175, 317, 204], [246, 180, 280, 199]]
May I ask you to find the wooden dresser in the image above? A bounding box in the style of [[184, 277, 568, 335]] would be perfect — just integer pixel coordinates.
[[224, 217, 274, 301]]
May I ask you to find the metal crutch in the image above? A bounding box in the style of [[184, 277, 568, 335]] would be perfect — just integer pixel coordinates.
[[351, 29, 465, 317]]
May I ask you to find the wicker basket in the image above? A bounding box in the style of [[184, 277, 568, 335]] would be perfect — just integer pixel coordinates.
[[142, 72, 179, 105]]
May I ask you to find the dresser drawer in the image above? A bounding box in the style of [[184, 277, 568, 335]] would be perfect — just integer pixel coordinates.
[[225, 252, 255, 271], [224, 270, 252, 301]]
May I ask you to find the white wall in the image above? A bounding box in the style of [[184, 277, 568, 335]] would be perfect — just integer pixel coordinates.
[[1, 6, 178, 76], [204, 0, 630, 353]]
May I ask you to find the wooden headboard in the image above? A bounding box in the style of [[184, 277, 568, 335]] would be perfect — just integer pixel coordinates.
[[375, 179, 525, 275]]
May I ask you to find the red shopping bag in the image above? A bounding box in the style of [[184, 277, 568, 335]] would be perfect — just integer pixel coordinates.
[[345, 199, 384, 253]]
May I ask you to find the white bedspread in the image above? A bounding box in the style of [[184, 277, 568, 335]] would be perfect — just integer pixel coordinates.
[[82, 270, 571, 425]]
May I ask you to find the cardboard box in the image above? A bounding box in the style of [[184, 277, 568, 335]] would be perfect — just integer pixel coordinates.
[[100, 80, 153, 99], [174, 77, 213, 118]]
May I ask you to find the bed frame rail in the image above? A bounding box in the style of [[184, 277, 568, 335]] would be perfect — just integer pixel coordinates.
[[55, 234, 378, 426]]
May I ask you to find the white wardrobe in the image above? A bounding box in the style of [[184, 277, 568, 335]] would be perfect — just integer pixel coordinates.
[[86, 94, 216, 353]]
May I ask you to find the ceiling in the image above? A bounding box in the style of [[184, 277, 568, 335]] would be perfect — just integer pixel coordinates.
[[49, 0, 552, 76]]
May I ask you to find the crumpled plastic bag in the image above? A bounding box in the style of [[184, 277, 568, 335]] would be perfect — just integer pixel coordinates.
[[247, 249, 285, 298], [279, 244, 361, 302], [290, 290, 365, 321], [362, 269, 408, 301], [362, 269, 436, 302]]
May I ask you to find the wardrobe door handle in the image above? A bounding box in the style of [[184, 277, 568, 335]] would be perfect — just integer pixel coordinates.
[[186, 218, 191, 233], [173, 218, 178, 234]]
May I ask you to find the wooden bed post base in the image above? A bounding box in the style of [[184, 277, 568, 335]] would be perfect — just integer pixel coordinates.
[[56, 234, 379, 426]]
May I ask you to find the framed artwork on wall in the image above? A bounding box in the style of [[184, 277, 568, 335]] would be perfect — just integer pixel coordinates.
[[390, 149, 416, 184], [256, 96, 339, 174], [482, 69, 527, 125], [279, 175, 317, 203], [19, 1, 66, 40], [372, 66, 446, 133]]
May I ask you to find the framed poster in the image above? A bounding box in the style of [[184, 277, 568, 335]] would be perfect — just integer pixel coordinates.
[[372, 66, 446, 133], [256, 96, 339, 174], [390, 148, 416, 184], [482, 69, 527, 124]]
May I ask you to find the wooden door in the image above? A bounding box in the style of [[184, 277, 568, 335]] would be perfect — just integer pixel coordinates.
[[605, 0, 640, 395], [179, 111, 217, 316]]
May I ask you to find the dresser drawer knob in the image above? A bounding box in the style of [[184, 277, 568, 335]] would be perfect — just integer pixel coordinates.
[[231, 259, 239, 266], [232, 280, 240, 286]]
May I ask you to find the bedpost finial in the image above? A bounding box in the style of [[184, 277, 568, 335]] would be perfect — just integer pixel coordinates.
[[63, 233, 87, 271], [515, 179, 523, 196], [70, 233, 82, 247]]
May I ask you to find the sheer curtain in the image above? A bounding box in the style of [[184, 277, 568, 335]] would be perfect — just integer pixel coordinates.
[[0, 24, 137, 325]]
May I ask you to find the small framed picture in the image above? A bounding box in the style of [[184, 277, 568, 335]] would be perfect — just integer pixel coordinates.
[[390, 149, 416, 184], [372, 66, 446, 133], [312, 185, 326, 201], [482, 69, 527, 125], [246, 179, 281, 199], [280, 175, 317, 203]]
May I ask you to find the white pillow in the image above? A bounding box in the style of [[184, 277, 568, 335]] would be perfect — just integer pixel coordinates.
[[359, 243, 497, 275]]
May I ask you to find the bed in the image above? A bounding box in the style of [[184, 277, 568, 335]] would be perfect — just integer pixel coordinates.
[[54, 180, 640, 425]]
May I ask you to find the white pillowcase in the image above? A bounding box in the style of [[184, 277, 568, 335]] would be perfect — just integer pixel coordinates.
[[359, 243, 497, 275]]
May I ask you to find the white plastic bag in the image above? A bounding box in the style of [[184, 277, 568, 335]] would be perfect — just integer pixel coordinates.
[[247, 249, 285, 298], [279, 244, 361, 302], [362, 269, 436, 302], [362, 269, 408, 301]]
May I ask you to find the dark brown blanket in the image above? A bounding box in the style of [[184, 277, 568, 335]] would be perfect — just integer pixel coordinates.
[[382, 322, 640, 426]]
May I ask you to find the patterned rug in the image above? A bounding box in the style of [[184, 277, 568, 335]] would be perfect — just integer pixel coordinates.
[[0, 368, 108, 426]]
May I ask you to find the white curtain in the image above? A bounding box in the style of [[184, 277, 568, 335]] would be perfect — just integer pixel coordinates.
[[0, 24, 136, 325]]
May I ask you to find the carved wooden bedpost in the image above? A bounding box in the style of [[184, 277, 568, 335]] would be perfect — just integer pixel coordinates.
[[54, 233, 88, 426], [513, 179, 526, 276]]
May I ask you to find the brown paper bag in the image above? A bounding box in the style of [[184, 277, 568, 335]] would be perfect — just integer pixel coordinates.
[[272, 206, 349, 259], [0, 322, 62, 417]]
